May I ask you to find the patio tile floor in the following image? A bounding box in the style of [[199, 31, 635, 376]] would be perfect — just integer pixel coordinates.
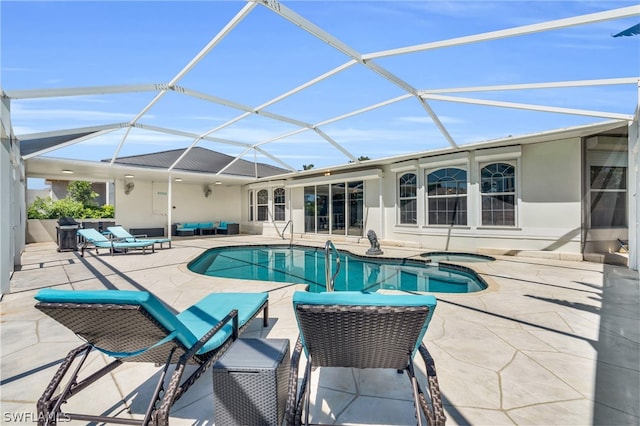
[[2, 236, 638, 425]]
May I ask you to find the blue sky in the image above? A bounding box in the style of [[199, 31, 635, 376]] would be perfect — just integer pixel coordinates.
[[2, 1, 639, 174]]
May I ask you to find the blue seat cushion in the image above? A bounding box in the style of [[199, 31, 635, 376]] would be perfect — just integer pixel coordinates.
[[176, 292, 268, 354], [35, 290, 267, 355], [35, 289, 198, 351], [78, 228, 110, 242], [292, 291, 437, 355]]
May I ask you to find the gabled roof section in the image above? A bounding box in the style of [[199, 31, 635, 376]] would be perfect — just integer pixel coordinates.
[[105, 146, 289, 178]]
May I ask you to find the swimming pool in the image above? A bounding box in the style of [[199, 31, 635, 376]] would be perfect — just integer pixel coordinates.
[[188, 245, 487, 293]]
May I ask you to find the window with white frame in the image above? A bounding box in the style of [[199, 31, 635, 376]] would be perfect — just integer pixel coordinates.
[[480, 162, 516, 226], [398, 172, 417, 224], [590, 166, 627, 227], [273, 188, 286, 221], [257, 189, 269, 221], [427, 167, 467, 225], [248, 190, 254, 221]]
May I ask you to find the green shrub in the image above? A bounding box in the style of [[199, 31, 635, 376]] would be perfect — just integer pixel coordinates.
[[27, 197, 54, 219], [27, 197, 84, 219], [27, 180, 116, 220]]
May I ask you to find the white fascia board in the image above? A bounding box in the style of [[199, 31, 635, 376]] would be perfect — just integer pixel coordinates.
[[475, 145, 522, 163], [285, 169, 383, 188], [389, 160, 419, 173], [246, 179, 288, 190], [419, 152, 470, 169]]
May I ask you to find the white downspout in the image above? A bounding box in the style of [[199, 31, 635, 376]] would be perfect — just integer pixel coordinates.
[[628, 103, 639, 270], [167, 174, 173, 238]]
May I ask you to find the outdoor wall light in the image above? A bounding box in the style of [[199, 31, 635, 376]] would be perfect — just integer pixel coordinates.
[[61, 170, 74, 174], [175, 178, 183, 182], [124, 174, 134, 178], [215, 181, 222, 185], [124, 181, 135, 195]]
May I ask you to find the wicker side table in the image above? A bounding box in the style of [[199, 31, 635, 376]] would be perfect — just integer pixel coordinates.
[[213, 338, 290, 426]]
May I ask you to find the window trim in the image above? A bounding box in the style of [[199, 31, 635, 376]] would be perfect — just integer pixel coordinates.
[[273, 187, 286, 222], [478, 160, 519, 228], [425, 167, 468, 226], [397, 171, 418, 226], [256, 189, 269, 222]]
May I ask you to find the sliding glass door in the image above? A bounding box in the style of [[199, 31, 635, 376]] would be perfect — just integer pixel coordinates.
[[303, 180, 363, 237]]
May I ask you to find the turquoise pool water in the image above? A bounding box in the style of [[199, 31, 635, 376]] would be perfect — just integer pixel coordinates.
[[188, 245, 487, 293]]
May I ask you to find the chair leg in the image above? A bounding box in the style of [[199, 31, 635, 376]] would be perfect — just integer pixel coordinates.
[[407, 359, 424, 426], [142, 348, 177, 425], [303, 354, 312, 426], [263, 301, 269, 327], [38, 344, 91, 425], [285, 336, 304, 426], [38, 344, 125, 426]]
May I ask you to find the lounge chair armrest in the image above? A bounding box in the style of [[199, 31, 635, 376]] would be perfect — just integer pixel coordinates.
[[285, 336, 304, 426], [181, 309, 239, 362], [107, 236, 128, 242], [155, 309, 239, 425]]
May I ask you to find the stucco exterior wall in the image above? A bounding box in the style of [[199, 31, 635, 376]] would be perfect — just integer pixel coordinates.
[[519, 138, 582, 251], [114, 180, 242, 234], [268, 138, 586, 255], [375, 138, 584, 254]]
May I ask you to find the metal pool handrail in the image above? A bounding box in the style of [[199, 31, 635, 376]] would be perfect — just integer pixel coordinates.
[[324, 240, 341, 292], [282, 220, 293, 246]]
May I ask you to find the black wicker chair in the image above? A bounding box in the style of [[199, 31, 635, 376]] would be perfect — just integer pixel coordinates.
[[34, 289, 269, 426], [286, 291, 445, 426]]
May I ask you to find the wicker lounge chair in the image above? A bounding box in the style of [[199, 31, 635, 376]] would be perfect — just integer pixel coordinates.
[[287, 291, 445, 426], [107, 225, 172, 249], [34, 289, 269, 426], [77, 228, 155, 256]]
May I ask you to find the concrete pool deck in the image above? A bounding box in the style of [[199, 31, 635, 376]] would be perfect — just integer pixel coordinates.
[[2, 235, 639, 425]]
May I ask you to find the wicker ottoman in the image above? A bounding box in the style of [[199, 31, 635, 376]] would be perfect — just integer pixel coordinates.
[[213, 338, 290, 426]]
